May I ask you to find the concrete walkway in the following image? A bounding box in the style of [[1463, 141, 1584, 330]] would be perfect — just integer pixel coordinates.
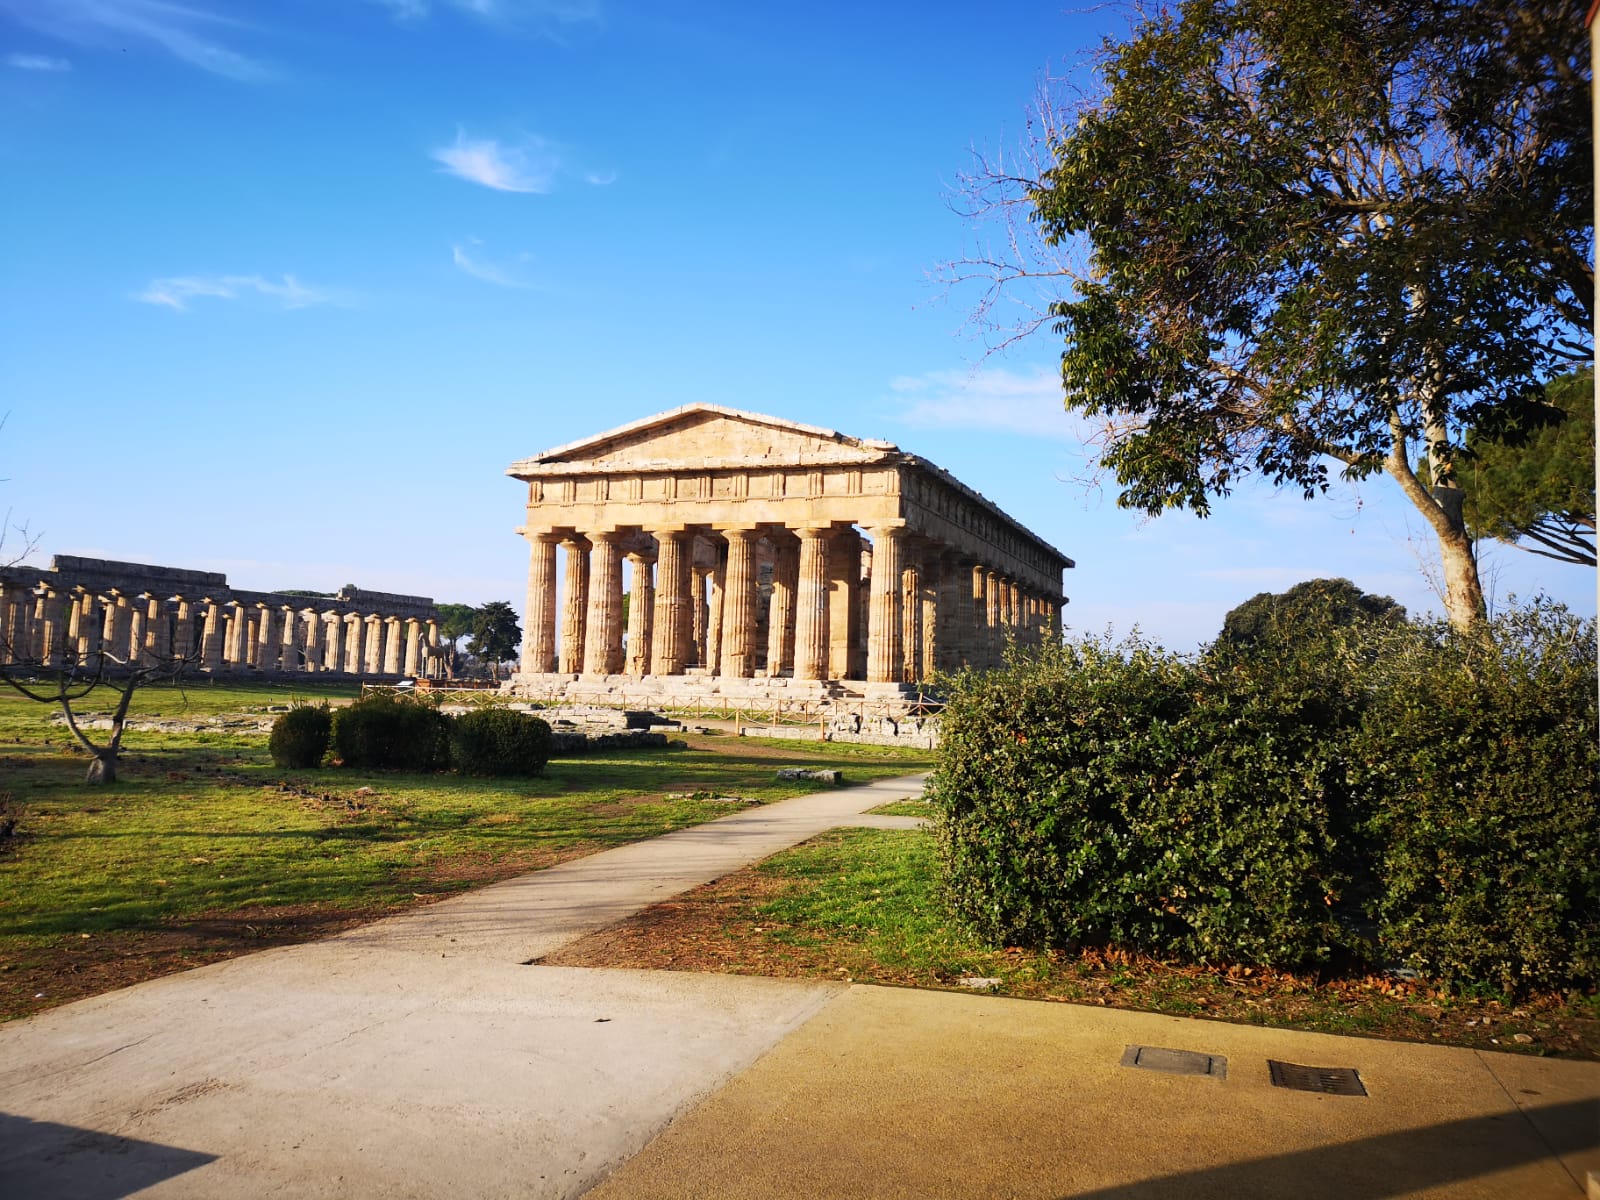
[[2, 772, 1597, 1200]]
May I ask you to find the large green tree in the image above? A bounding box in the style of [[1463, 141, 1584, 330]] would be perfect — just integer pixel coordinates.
[[467, 601, 522, 682], [1017, 0, 1590, 629], [435, 602, 476, 679], [1463, 371, 1596, 567]]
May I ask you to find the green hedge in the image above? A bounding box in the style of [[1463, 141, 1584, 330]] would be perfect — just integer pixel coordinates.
[[332, 693, 452, 772], [932, 603, 1599, 992], [450, 708, 552, 777], [268, 705, 332, 769]]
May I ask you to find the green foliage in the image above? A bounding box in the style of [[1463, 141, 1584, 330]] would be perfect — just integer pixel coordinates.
[[932, 636, 1351, 969], [1353, 603, 1600, 991], [1464, 370, 1596, 566], [1219, 578, 1406, 652], [332, 693, 452, 772], [268, 705, 332, 769], [1024, 0, 1589, 626], [450, 708, 552, 777], [934, 603, 1599, 991], [467, 601, 522, 674]]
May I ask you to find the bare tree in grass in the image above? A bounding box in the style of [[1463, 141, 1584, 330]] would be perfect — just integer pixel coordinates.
[[1, 627, 201, 786]]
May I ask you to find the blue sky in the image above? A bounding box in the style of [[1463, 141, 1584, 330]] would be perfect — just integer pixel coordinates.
[[2, 0, 1593, 650]]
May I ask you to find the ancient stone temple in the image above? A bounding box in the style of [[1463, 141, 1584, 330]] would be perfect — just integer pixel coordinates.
[[505, 405, 1073, 706], [0, 556, 443, 678]]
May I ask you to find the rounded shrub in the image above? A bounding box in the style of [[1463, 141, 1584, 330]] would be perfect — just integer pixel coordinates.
[[269, 705, 332, 769], [1352, 603, 1600, 992], [332, 693, 452, 772], [450, 707, 552, 777]]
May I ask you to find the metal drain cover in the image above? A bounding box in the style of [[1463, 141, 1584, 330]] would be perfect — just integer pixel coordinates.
[[1268, 1060, 1367, 1096], [1120, 1045, 1227, 1079]]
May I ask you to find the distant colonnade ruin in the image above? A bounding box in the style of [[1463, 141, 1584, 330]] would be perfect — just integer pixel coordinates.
[[506, 405, 1073, 707], [0, 556, 442, 678]]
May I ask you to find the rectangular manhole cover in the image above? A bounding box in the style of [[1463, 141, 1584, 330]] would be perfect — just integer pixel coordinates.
[[1120, 1045, 1227, 1080], [1268, 1060, 1367, 1096]]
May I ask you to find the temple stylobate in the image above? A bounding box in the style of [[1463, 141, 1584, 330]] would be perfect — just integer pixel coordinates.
[[506, 405, 1074, 705]]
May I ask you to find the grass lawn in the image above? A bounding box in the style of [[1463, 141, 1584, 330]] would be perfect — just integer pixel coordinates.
[[545, 826, 1600, 1061], [0, 681, 932, 1021]]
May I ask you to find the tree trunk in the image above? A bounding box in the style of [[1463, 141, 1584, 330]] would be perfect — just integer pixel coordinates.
[[1384, 434, 1487, 631], [85, 751, 117, 785]]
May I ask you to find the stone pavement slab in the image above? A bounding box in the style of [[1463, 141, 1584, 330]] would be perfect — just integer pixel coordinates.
[[585, 985, 1600, 1200]]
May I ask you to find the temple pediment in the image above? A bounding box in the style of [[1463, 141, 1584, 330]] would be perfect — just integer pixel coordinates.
[[507, 404, 899, 476]]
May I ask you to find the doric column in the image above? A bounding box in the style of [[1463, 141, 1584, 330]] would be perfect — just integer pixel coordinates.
[[559, 535, 590, 674], [363, 615, 384, 674], [106, 594, 132, 664], [126, 597, 148, 669], [146, 595, 170, 664], [719, 527, 760, 678], [256, 605, 281, 672], [425, 620, 440, 679], [650, 527, 691, 675], [170, 599, 194, 660], [691, 566, 710, 667], [626, 553, 654, 676], [67, 591, 90, 660], [901, 559, 922, 683], [866, 526, 905, 684], [344, 614, 366, 675], [583, 531, 624, 676], [792, 527, 831, 681], [298, 609, 320, 672], [522, 533, 559, 674], [197, 602, 222, 670], [826, 529, 862, 680], [403, 618, 422, 676], [703, 546, 726, 676], [223, 603, 247, 669], [383, 616, 403, 674], [985, 570, 1004, 667], [765, 535, 798, 678], [319, 612, 341, 672]]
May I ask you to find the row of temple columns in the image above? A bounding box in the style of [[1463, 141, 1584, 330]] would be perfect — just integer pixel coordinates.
[[0, 582, 443, 677], [522, 524, 1061, 685]]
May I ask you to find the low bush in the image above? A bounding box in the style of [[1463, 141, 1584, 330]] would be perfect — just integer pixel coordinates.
[[268, 705, 332, 769], [1353, 603, 1600, 992], [332, 693, 452, 771], [932, 601, 1600, 992], [451, 707, 552, 777]]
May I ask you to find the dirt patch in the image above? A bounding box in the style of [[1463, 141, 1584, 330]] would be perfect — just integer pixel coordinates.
[[586, 794, 666, 818], [544, 864, 1600, 1061]]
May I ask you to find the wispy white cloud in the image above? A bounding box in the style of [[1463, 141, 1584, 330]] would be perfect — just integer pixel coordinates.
[[885, 364, 1087, 441], [583, 168, 618, 186], [432, 131, 559, 193], [0, 0, 270, 81], [136, 274, 333, 312], [369, 0, 601, 29], [5, 53, 71, 71], [451, 239, 532, 288]]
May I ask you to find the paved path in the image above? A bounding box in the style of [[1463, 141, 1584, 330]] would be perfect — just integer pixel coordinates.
[[3, 770, 1597, 1200]]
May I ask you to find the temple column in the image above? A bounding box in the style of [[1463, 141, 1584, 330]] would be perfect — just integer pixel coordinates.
[[865, 526, 905, 684], [703, 545, 725, 676], [559, 536, 590, 674], [765, 535, 797, 678], [171, 599, 195, 660], [522, 533, 559, 674], [625, 553, 654, 676], [199, 602, 223, 670], [792, 527, 831, 682], [147, 601, 172, 668], [257, 605, 282, 672], [691, 566, 710, 668], [108, 594, 133, 663], [344, 614, 367, 675], [985, 570, 1005, 667], [223, 603, 248, 669], [124, 595, 146, 669], [299, 609, 320, 672], [383, 616, 403, 674], [583, 531, 624, 676], [826, 529, 861, 680], [403, 618, 422, 676], [363, 615, 384, 674], [719, 527, 760, 678], [650, 528, 691, 675], [317, 612, 339, 672], [426, 620, 441, 679], [901, 558, 922, 684], [67, 591, 90, 661], [935, 556, 960, 671]]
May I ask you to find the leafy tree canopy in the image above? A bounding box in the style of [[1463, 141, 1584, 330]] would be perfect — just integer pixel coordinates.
[[467, 601, 522, 680], [1463, 370, 1596, 566], [436, 603, 476, 642], [1029, 0, 1591, 628], [1218, 578, 1406, 652]]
